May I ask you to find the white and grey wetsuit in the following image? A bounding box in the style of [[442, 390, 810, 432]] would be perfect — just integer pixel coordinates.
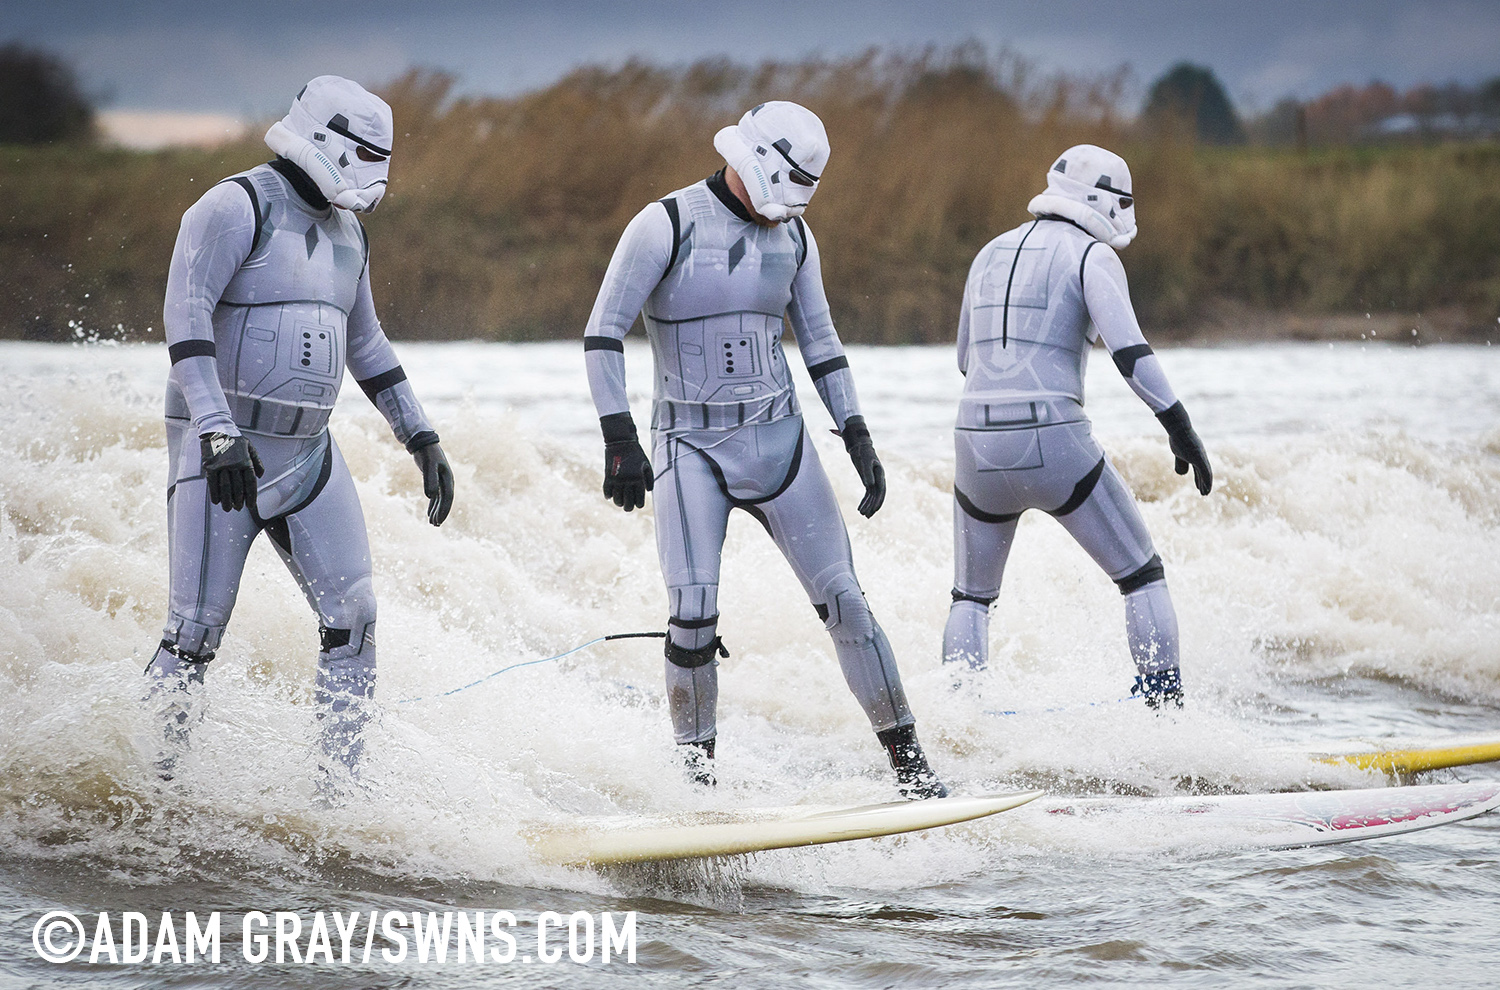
[[584, 172, 913, 743], [944, 217, 1181, 678], [149, 160, 437, 768]]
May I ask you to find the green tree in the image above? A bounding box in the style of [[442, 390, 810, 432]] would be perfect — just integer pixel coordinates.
[[0, 42, 94, 144], [1142, 62, 1245, 144]]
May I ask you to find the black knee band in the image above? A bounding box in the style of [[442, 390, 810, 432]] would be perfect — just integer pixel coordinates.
[[158, 639, 215, 664], [665, 636, 729, 669], [1116, 554, 1165, 596], [951, 588, 998, 607], [668, 614, 719, 631], [320, 626, 352, 652]]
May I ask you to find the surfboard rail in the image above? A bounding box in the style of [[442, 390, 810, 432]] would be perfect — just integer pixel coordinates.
[[1043, 782, 1500, 849], [527, 790, 1045, 866]]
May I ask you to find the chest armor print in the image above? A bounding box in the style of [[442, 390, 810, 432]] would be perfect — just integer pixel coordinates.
[[213, 166, 367, 436], [645, 184, 805, 429]]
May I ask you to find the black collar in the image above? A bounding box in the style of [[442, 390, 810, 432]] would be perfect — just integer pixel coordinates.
[[1035, 214, 1093, 237], [268, 157, 330, 211], [706, 168, 755, 223]]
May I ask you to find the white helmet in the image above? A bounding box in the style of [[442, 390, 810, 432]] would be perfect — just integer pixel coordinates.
[[264, 76, 393, 213], [713, 101, 829, 222], [1026, 144, 1136, 249]]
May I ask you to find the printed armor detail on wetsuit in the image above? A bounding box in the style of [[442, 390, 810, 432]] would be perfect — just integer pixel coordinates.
[[647, 182, 806, 431], [956, 219, 1178, 432], [209, 166, 367, 438]]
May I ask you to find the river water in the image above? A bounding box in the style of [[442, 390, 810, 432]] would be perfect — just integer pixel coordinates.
[[1, 339, 1497, 987]]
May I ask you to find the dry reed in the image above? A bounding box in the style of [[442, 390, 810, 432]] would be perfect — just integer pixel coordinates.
[[1, 49, 1496, 343]]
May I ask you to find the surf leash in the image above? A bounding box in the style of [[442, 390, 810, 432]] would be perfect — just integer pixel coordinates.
[[395, 631, 666, 704]]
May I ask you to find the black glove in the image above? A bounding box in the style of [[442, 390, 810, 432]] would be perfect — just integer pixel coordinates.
[[839, 415, 886, 518], [600, 413, 653, 512], [408, 433, 454, 526], [200, 432, 263, 512], [1156, 402, 1212, 496]]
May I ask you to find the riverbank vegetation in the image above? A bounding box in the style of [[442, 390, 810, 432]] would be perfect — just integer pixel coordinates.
[[2, 50, 1497, 343]]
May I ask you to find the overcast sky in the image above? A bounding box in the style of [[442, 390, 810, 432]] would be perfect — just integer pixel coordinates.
[[4, 0, 1497, 118]]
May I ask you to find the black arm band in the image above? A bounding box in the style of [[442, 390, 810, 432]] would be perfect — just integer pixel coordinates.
[[405, 430, 440, 453], [600, 412, 639, 444], [1111, 343, 1154, 378], [1156, 401, 1192, 436], [584, 336, 625, 353], [169, 340, 216, 364], [358, 365, 408, 403], [807, 355, 850, 381]]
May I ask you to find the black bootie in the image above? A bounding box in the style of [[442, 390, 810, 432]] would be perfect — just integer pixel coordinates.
[[1131, 667, 1184, 711], [681, 738, 716, 787], [876, 724, 949, 800]]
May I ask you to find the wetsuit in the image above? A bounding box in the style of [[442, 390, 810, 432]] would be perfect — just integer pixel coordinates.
[[944, 217, 1184, 684], [149, 158, 438, 769], [583, 170, 914, 744]]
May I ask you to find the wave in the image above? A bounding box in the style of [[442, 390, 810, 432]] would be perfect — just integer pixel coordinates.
[[0, 344, 1496, 885]]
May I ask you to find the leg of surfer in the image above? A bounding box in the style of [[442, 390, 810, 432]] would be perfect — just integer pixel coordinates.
[[1051, 457, 1183, 707], [758, 430, 947, 798], [146, 417, 260, 778], [262, 438, 379, 779], [944, 494, 1020, 670], [652, 435, 733, 784]]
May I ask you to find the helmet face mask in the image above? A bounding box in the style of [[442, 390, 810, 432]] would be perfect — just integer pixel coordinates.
[[265, 76, 394, 213], [713, 101, 829, 222], [1026, 144, 1138, 249]]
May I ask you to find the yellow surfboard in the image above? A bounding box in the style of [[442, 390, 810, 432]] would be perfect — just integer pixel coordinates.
[[526, 790, 1044, 866], [1280, 732, 1500, 775]]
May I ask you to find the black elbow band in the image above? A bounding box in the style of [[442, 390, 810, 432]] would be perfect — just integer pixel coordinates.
[[584, 336, 625, 353], [358, 365, 407, 403], [600, 412, 638, 444], [168, 340, 216, 364], [807, 355, 849, 381], [1111, 344, 1153, 377], [1116, 554, 1165, 595]]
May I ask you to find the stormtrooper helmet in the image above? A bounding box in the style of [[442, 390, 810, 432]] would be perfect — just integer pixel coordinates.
[[713, 101, 829, 222], [265, 76, 393, 213], [1027, 144, 1136, 249]]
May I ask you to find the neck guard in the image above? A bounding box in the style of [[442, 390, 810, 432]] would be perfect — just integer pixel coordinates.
[[1027, 193, 1135, 249]]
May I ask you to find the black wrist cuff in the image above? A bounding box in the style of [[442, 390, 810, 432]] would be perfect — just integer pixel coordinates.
[[1156, 401, 1192, 436], [405, 430, 440, 453], [840, 414, 871, 452], [600, 412, 638, 445]]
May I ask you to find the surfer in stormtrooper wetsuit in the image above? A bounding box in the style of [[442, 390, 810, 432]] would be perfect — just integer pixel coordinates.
[[583, 101, 947, 798], [943, 144, 1212, 708], [146, 76, 454, 778]]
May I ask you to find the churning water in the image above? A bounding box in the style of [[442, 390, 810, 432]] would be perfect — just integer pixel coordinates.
[[1, 340, 1498, 987]]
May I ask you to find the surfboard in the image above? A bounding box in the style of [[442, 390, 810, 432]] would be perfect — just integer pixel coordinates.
[[526, 790, 1045, 866], [1277, 731, 1500, 776], [1042, 781, 1500, 849]]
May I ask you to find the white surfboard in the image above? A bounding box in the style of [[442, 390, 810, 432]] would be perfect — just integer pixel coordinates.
[[1042, 781, 1500, 849], [526, 790, 1045, 866], [1274, 731, 1500, 776]]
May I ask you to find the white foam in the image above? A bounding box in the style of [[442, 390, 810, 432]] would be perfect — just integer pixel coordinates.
[[0, 340, 1496, 886]]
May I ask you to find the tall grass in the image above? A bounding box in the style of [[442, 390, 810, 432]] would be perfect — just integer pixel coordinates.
[[2, 49, 1497, 343]]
